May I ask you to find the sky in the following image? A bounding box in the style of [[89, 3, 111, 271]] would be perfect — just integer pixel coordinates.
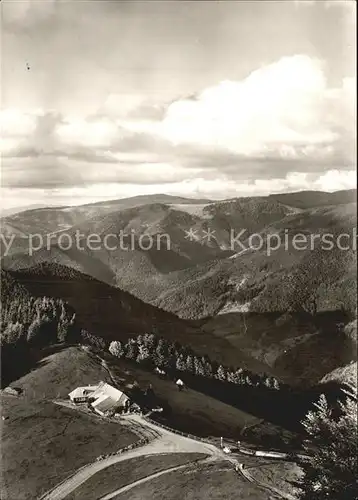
[[0, 0, 356, 209]]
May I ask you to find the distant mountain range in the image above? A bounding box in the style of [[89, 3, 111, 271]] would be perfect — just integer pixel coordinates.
[[2, 190, 356, 312], [1, 189, 356, 385], [1, 189, 355, 235]]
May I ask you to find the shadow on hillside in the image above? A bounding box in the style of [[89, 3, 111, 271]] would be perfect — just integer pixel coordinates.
[[1, 343, 71, 389], [149, 374, 351, 448], [179, 375, 310, 431], [199, 309, 356, 384], [201, 309, 352, 332]]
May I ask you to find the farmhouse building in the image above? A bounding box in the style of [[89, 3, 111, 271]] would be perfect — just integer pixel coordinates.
[[68, 382, 130, 416]]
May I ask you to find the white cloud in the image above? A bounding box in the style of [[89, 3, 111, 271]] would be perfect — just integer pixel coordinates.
[[158, 55, 352, 160], [314, 169, 357, 192], [0, 108, 37, 137], [0, 109, 38, 155], [1, 55, 354, 165], [56, 117, 119, 148], [102, 94, 145, 117], [0, 55, 355, 204]]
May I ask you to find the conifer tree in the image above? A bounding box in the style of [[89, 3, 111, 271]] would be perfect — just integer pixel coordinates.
[[299, 389, 358, 500], [109, 340, 125, 358], [194, 356, 205, 376], [176, 353, 186, 371], [155, 338, 168, 368], [185, 354, 195, 373], [216, 364, 227, 381]]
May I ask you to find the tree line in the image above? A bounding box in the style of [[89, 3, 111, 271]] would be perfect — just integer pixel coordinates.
[[108, 332, 282, 390]]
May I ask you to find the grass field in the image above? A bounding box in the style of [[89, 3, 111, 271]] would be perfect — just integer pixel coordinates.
[[0, 347, 137, 500], [2, 344, 113, 402], [66, 453, 207, 500], [104, 353, 260, 439], [112, 460, 272, 500], [0, 344, 285, 499], [248, 461, 303, 498]]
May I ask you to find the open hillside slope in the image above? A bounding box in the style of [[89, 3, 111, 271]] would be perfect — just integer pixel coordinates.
[[0, 346, 137, 500], [318, 319, 357, 389], [151, 202, 357, 316], [1, 344, 275, 500], [111, 459, 272, 500]]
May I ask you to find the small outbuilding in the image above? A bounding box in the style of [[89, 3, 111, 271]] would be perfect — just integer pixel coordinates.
[[176, 379, 184, 391]]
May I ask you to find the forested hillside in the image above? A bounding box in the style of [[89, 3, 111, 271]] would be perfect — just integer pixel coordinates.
[[0, 269, 78, 385]]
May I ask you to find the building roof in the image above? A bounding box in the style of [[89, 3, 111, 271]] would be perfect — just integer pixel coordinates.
[[91, 395, 117, 414], [90, 382, 125, 402], [91, 391, 129, 414], [69, 382, 129, 414], [117, 393, 129, 406], [68, 385, 99, 399]]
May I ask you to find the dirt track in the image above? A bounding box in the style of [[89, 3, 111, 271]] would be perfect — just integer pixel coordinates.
[[41, 412, 293, 500], [98, 458, 212, 500], [40, 414, 226, 500]]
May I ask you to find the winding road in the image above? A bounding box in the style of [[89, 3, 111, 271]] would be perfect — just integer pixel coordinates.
[[40, 412, 294, 500], [40, 353, 297, 500], [40, 414, 227, 500], [40, 415, 294, 500]]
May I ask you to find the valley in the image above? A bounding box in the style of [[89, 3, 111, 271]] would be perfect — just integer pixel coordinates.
[[2, 190, 356, 386], [1, 190, 356, 499]]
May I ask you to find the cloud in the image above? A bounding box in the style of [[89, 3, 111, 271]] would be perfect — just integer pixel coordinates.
[[313, 169, 357, 192], [158, 55, 353, 160], [100, 94, 166, 121], [0, 108, 37, 137], [2, 0, 59, 27], [0, 55, 355, 200]]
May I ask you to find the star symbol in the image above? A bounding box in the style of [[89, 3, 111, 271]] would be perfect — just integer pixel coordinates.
[[202, 227, 216, 243], [184, 227, 199, 241]]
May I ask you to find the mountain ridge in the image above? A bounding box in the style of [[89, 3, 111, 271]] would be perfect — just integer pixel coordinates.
[[1, 189, 355, 222]]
